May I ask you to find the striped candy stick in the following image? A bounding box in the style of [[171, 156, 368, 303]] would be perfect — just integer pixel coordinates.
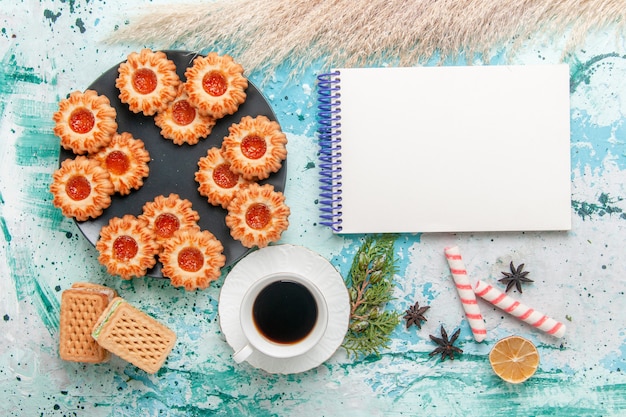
[[444, 246, 487, 342], [474, 280, 566, 338]]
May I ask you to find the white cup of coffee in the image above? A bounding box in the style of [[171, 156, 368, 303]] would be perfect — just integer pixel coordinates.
[[232, 272, 328, 363]]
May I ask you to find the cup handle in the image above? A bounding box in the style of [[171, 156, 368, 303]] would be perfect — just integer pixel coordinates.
[[233, 344, 254, 363]]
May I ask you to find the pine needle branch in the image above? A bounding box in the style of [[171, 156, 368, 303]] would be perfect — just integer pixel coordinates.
[[342, 235, 401, 359]]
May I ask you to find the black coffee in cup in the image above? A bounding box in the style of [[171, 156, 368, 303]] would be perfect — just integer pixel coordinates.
[[252, 280, 318, 344]]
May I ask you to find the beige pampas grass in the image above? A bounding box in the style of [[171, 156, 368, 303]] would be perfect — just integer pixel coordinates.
[[107, 0, 626, 76]]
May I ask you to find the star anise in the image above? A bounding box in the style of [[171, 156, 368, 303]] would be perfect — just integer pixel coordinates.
[[403, 301, 430, 329], [429, 325, 463, 361], [499, 261, 533, 293]]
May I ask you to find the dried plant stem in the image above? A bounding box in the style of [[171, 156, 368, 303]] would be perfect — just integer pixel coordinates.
[[106, 0, 626, 78], [350, 273, 372, 321]]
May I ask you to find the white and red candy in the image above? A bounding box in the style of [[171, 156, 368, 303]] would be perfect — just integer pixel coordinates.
[[444, 246, 487, 342], [474, 280, 566, 338]]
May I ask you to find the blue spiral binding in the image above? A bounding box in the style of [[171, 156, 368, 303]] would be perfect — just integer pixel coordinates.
[[316, 71, 343, 232]]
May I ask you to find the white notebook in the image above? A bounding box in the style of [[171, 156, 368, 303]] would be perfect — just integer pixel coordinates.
[[316, 64, 571, 234]]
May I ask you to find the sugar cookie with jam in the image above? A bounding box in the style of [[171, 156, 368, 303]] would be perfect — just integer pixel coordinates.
[[116, 49, 181, 116], [138, 193, 200, 249], [49, 156, 114, 221], [96, 214, 159, 279], [221, 115, 287, 180], [91, 132, 150, 195], [225, 183, 290, 248], [195, 147, 253, 209], [160, 228, 226, 291], [154, 85, 216, 145], [53, 89, 118, 155], [183, 52, 247, 119]]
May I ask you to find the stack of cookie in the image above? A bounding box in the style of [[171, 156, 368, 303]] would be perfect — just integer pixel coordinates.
[[59, 282, 176, 374]]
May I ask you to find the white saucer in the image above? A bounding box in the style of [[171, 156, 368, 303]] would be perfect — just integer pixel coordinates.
[[218, 244, 350, 374]]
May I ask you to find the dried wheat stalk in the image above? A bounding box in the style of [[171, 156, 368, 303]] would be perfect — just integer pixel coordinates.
[[106, 0, 626, 77]]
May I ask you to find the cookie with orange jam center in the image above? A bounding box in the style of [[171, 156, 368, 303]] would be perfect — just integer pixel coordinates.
[[195, 147, 252, 209], [53, 90, 118, 155], [160, 228, 226, 291], [154, 85, 216, 145], [96, 214, 159, 279], [138, 193, 200, 250], [116, 49, 181, 116], [91, 132, 150, 195], [222, 115, 287, 180], [183, 52, 248, 119], [49, 156, 115, 221], [225, 183, 290, 248]]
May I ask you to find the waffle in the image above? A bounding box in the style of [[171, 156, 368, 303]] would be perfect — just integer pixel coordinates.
[[92, 298, 176, 374], [70, 282, 118, 295], [59, 283, 117, 363]]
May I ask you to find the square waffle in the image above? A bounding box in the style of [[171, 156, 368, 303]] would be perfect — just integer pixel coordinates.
[[92, 297, 176, 374], [59, 283, 117, 363]]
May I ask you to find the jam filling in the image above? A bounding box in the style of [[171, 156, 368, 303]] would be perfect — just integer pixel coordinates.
[[202, 71, 227, 97], [178, 247, 204, 272], [132, 68, 158, 95], [66, 175, 91, 201], [154, 213, 180, 239], [69, 108, 95, 134], [105, 150, 131, 175], [212, 163, 239, 189], [113, 235, 138, 261], [240, 135, 267, 160], [172, 100, 196, 126], [245, 203, 271, 230]]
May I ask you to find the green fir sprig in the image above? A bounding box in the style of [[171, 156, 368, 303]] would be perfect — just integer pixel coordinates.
[[342, 235, 401, 359]]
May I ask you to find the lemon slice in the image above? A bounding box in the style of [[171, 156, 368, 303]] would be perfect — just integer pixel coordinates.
[[489, 335, 540, 383]]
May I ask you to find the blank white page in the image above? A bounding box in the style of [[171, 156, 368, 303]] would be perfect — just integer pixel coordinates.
[[335, 64, 571, 234]]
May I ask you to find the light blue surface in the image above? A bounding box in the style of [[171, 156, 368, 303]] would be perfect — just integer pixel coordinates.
[[1, 1, 626, 416]]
